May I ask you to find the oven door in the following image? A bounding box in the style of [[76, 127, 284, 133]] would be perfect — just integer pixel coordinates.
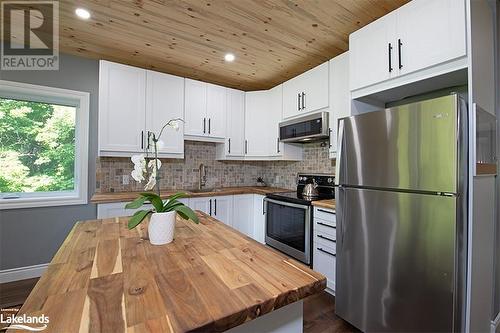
[[264, 198, 312, 265]]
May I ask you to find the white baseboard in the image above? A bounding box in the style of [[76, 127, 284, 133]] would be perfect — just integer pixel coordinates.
[[492, 312, 500, 333], [0, 264, 48, 283]]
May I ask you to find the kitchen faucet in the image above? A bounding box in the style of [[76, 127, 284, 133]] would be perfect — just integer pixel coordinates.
[[199, 163, 207, 190]]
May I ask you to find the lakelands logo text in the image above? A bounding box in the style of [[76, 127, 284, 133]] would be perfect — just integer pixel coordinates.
[[1, 0, 59, 70], [0, 311, 49, 331]]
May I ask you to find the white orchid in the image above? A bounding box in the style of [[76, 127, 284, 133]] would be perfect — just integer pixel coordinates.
[[130, 118, 184, 194]]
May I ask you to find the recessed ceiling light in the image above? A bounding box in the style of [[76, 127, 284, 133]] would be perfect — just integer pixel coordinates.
[[75, 8, 91, 19], [224, 53, 235, 62]]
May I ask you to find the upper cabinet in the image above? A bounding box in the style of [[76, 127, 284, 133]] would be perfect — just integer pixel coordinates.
[[350, 0, 467, 97], [99, 61, 184, 158], [217, 88, 245, 158], [184, 79, 226, 141], [329, 52, 350, 159], [145, 70, 184, 157], [99, 61, 146, 155], [283, 62, 329, 119]]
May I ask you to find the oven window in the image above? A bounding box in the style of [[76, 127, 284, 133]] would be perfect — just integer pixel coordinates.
[[266, 201, 306, 252]]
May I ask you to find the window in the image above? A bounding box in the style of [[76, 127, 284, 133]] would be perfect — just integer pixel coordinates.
[[0, 80, 89, 209]]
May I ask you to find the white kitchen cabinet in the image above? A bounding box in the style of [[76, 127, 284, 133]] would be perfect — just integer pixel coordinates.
[[189, 197, 211, 215], [349, 14, 396, 92], [184, 78, 207, 137], [349, 0, 467, 96], [396, 0, 466, 77], [184, 79, 226, 141], [232, 194, 255, 237], [99, 60, 146, 155], [313, 206, 336, 294], [253, 194, 266, 244], [212, 195, 233, 226], [282, 61, 329, 119], [145, 70, 184, 158], [245, 90, 272, 157], [216, 88, 245, 159], [206, 84, 226, 139], [329, 52, 351, 158]]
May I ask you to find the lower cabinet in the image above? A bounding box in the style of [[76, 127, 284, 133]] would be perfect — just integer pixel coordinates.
[[232, 194, 255, 237], [312, 207, 336, 294], [253, 195, 266, 244], [96, 194, 265, 242]]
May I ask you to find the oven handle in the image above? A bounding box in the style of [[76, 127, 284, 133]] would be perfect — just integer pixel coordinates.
[[263, 197, 311, 210]]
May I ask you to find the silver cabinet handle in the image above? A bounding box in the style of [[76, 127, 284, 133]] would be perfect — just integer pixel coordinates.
[[301, 92, 305, 109], [203, 118, 206, 134], [245, 140, 248, 154], [228, 138, 231, 153], [277, 137, 280, 153], [208, 118, 211, 134], [317, 209, 334, 215], [317, 247, 336, 257], [316, 221, 335, 229], [298, 93, 301, 110]]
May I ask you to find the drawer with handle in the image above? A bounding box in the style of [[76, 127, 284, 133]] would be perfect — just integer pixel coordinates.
[[314, 227, 336, 247], [313, 207, 335, 225], [313, 242, 336, 291]]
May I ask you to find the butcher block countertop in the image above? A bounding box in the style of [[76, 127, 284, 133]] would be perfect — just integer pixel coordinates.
[[18, 212, 326, 332], [312, 199, 336, 211], [91, 186, 293, 204]]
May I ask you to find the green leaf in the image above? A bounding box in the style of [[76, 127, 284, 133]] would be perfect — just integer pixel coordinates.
[[140, 192, 165, 212], [163, 199, 182, 211], [127, 209, 152, 229], [125, 196, 148, 209], [167, 192, 187, 203], [173, 205, 199, 224]]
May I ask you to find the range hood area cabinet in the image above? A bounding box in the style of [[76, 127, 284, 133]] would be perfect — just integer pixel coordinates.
[[282, 61, 329, 120], [243, 85, 302, 161], [349, 0, 467, 98], [184, 78, 226, 142], [98, 60, 184, 158]]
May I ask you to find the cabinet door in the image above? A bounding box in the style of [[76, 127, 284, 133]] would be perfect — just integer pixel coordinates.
[[206, 84, 226, 138], [189, 197, 211, 215], [245, 91, 271, 156], [99, 60, 146, 154], [329, 52, 350, 156], [396, 0, 466, 76], [253, 194, 266, 244], [303, 62, 329, 113], [268, 84, 283, 156], [212, 195, 233, 226], [145, 71, 184, 156], [232, 194, 255, 237], [349, 14, 397, 91], [225, 89, 245, 156], [184, 79, 207, 136], [282, 76, 302, 119]]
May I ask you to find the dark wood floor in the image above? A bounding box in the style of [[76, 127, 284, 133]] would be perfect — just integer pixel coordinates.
[[0, 279, 358, 333]]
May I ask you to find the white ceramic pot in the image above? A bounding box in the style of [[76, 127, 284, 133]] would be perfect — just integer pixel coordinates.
[[148, 211, 176, 245]]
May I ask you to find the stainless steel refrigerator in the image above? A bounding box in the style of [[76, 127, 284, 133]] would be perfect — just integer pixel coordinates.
[[335, 94, 467, 332]]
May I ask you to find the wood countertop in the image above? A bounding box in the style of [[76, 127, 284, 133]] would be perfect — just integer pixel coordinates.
[[91, 186, 293, 204], [312, 199, 335, 211], [18, 212, 325, 332]]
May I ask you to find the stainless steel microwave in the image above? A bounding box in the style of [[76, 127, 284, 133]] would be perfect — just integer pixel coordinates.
[[279, 111, 329, 143]]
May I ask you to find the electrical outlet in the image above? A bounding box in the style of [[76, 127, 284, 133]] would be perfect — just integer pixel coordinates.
[[122, 175, 129, 185]]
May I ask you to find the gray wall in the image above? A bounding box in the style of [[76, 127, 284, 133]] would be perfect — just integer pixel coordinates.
[[0, 53, 98, 270]]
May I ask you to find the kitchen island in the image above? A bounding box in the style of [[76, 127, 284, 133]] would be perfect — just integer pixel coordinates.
[[16, 212, 326, 332]]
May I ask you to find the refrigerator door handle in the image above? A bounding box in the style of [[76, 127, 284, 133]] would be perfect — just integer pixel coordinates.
[[335, 119, 345, 186]]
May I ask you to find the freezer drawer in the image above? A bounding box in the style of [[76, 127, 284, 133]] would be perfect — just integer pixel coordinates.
[[338, 94, 459, 193], [336, 187, 456, 332]]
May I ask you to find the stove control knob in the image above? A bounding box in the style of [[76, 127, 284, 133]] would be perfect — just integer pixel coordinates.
[[327, 178, 333, 183]]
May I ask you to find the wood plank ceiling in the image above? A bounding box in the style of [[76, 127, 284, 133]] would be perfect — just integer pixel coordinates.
[[13, 0, 408, 90]]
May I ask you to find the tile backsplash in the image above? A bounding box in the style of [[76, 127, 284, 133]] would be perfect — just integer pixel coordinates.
[[96, 141, 334, 193]]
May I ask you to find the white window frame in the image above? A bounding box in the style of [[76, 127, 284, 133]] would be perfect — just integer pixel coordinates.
[[0, 80, 89, 209]]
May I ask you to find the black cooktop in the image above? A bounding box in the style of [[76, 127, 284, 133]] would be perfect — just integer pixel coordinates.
[[266, 173, 335, 205]]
